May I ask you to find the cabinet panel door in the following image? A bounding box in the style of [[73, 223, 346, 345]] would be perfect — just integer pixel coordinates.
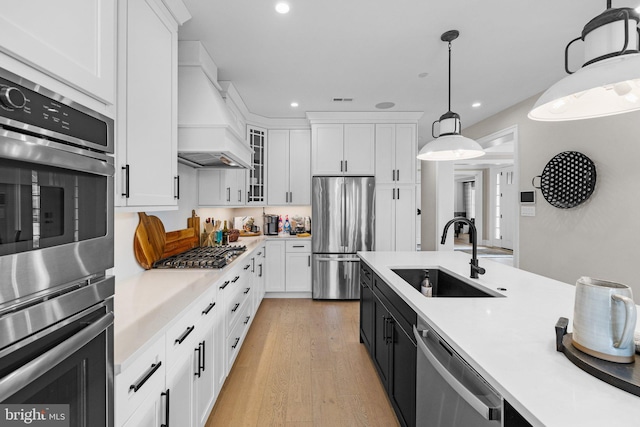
[[394, 124, 417, 185], [165, 351, 194, 427], [265, 241, 286, 292], [394, 186, 416, 252], [375, 186, 396, 251], [312, 124, 344, 175], [289, 129, 311, 205], [123, 0, 177, 207], [285, 252, 312, 292], [230, 169, 246, 206], [375, 124, 395, 184], [344, 124, 375, 175], [195, 323, 216, 427], [390, 322, 417, 427], [267, 130, 290, 205], [372, 294, 390, 388], [198, 169, 224, 206], [0, 0, 115, 103], [122, 392, 163, 427], [360, 281, 374, 352]]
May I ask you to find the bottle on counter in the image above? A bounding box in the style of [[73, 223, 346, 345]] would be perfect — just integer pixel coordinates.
[[278, 215, 283, 235], [222, 220, 229, 245], [284, 215, 291, 235], [304, 216, 311, 233], [421, 270, 432, 297]]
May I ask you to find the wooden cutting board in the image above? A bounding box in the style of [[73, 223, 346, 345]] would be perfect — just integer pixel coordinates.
[[134, 211, 200, 269]]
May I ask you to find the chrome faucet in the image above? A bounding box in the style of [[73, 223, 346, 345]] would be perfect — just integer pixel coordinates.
[[441, 217, 486, 279]]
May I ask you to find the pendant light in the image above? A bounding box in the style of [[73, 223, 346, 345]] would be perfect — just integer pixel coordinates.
[[529, 1, 640, 121], [417, 30, 485, 161]]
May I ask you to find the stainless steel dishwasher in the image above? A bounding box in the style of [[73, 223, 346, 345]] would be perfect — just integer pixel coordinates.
[[414, 318, 502, 427]]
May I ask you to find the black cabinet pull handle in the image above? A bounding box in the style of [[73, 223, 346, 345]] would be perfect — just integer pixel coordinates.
[[258, 264, 263, 277], [201, 341, 206, 372], [175, 325, 195, 345], [130, 361, 162, 392], [220, 280, 230, 290], [397, 188, 400, 200], [160, 388, 170, 427], [251, 257, 255, 273], [174, 176, 180, 199], [231, 303, 240, 312], [231, 276, 240, 283], [244, 315, 251, 325], [308, 255, 311, 267], [257, 251, 262, 256], [381, 316, 388, 341], [244, 264, 250, 270], [202, 302, 215, 315], [121, 165, 130, 198], [345, 160, 348, 172], [232, 337, 240, 349], [244, 288, 250, 294], [194, 346, 201, 378]]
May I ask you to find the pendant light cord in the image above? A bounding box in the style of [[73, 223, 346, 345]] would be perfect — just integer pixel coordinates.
[[448, 41, 452, 112]]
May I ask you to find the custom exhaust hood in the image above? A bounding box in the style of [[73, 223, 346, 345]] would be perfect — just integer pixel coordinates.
[[178, 41, 252, 168]]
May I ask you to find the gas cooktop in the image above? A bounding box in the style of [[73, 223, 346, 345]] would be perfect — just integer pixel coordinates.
[[152, 245, 247, 269]]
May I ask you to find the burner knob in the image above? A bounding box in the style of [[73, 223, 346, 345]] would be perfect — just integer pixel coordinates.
[[0, 86, 26, 109]]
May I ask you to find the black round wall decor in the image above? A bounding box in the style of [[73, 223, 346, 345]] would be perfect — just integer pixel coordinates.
[[532, 151, 597, 209]]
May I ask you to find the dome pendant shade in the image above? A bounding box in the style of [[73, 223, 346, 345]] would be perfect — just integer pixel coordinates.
[[418, 30, 484, 161], [529, 5, 640, 121]]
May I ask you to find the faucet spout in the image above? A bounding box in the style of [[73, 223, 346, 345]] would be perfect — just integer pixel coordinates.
[[441, 217, 485, 279]]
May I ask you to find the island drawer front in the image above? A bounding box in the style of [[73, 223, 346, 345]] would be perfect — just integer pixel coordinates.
[[165, 306, 200, 370], [373, 273, 416, 341], [360, 262, 373, 286], [286, 240, 311, 252], [115, 336, 166, 427]]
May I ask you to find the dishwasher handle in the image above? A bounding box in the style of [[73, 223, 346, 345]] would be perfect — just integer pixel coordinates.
[[413, 325, 501, 421]]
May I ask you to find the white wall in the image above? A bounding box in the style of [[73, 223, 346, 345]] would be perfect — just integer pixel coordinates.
[[421, 161, 454, 251], [464, 94, 640, 302]]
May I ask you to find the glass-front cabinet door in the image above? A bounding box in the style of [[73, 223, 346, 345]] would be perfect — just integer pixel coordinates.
[[247, 126, 265, 205]]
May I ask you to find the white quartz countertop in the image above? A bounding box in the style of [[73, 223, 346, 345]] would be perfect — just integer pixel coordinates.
[[114, 236, 265, 373], [357, 250, 640, 427]]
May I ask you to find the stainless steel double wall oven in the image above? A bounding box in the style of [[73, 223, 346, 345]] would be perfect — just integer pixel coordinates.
[[0, 67, 115, 427]]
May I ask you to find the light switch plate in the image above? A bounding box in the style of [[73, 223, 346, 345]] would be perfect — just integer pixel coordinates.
[[521, 205, 535, 217]]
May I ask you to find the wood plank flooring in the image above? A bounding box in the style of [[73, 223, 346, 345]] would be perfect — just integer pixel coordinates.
[[205, 299, 400, 427]]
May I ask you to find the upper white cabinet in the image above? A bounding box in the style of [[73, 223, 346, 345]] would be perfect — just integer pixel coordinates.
[[375, 124, 417, 185], [116, 0, 190, 208], [312, 124, 375, 175], [247, 126, 266, 205], [0, 0, 116, 105], [198, 168, 246, 207], [267, 129, 311, 205]]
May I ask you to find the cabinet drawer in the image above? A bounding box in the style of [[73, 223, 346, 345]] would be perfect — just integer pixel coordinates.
[[165, 306, 199, 370], [360, 262, 373, 287], [226, 301, 251, 371], [226, 281, 251, 336], [115, 336, 165, 427], [286, 240, 311, 252]]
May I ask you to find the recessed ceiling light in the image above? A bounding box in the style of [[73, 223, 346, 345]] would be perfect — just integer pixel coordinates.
[[418, 72, 429, 78], [375, 102, 395, 109], [290, 102, 299, 108], [472, 102, 482, 108], [275, 2, 290, 13]]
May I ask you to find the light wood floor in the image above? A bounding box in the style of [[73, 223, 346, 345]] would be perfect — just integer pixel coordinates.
[[205, 299, 400, 427]]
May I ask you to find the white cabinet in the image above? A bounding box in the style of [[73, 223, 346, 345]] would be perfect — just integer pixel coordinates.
[[250, 246, 266, 310], [265, 241, 286, 292], [165, 352, 194, 427], [267, 129, 311, 205], [375, 124, 417, 185], [375, 185, 416, 252], [198, 169, 246, 206], [194, 316, 216, 426], [0, 0, 116, 105], [285, 241, 312, 292], [312, 124, 375, 175], [116, 0, 189, 208], [122, 392, 164, 427], [247, 126, 266, 205]]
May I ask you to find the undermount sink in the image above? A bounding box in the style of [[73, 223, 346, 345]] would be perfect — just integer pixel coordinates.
[[391, 268, 502, 298]]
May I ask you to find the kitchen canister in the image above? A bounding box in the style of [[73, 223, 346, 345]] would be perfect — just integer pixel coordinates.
[[572, 277, 637, 363]]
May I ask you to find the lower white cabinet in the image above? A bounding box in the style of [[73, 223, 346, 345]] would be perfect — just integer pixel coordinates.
[[116, 244, 265, 427], [265, 239, 311, 294]]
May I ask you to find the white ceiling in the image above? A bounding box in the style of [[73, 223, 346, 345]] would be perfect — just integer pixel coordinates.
[[178, 0, 616, 145]]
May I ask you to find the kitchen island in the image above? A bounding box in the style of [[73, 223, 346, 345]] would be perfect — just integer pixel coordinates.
[[358, 250, 640, 427]]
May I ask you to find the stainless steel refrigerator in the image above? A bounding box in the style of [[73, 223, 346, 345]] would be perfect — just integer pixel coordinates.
[[312, 176, 375, 299]]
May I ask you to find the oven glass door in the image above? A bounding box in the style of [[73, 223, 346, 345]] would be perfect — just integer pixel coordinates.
[[0, 157, 107, 257], [0, 305, 113, 427]]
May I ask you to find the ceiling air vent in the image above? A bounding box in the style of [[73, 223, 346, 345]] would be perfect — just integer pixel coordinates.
[[332, 97, 354, 102]]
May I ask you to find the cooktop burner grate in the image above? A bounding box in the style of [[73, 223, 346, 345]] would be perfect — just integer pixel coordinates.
[[153, 245, 247, 269]]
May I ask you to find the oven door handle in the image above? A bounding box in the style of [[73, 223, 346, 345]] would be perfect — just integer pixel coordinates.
[[0, 312, 114, 401]]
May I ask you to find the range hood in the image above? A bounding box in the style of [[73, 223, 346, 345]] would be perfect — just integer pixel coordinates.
[[178, 42, 252, 168]]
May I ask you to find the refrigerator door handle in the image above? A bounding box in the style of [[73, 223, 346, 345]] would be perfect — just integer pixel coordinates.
[[341, 179, 346, 250]]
